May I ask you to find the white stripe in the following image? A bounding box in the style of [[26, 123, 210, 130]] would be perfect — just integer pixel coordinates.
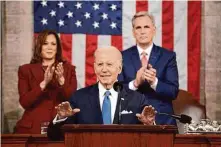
[[97, 35, 111, 82], [174, 1, 188, 90], [98, 35, 111, 48], [148, 1, 162, 46], [122, 1, 136, 50], [72, 34, 86, 89]]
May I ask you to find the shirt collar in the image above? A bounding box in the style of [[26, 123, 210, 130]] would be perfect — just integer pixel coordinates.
[[137, 43, 153, 56], [98, 82, 117, 97]]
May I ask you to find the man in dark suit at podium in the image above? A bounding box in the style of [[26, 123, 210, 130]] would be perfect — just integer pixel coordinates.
[[47, 46, 156, 140]]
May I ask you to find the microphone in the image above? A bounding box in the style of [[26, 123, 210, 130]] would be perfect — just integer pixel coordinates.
[[158, 112, 192, 124], [113, 82, 123, 124], [113, 81, 123, 92]]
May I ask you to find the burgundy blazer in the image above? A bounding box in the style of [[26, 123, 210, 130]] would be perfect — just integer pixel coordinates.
[[15, 62, 77, 134]]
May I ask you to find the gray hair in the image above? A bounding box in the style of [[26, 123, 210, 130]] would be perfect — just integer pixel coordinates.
[[93, 46, 123, 67], [132, 11, 155, 28]]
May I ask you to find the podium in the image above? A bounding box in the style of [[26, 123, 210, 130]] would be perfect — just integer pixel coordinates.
[[62, 125, 177, 147], [2, 125, 221, 147]]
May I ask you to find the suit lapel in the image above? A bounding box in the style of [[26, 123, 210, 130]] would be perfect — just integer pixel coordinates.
[[88, 83, 103, 124], [149, 44, 161, 67], [30, 63, 44, 83], [130, 46, 142, 72]]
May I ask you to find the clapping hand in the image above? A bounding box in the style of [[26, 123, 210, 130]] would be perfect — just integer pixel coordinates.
[[40, 64, 55, 90], [134, 66, 146, 88], [136, 105, 157, 125], [55, 62, 65, 85], [143, 64, 157, 85], [55, 101, 80, 120]]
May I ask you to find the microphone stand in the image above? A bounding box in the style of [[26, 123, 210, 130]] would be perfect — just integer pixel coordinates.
[[158, 112, 192, 124], [113, 82, 124, 124], [117, 89, 122, 124]]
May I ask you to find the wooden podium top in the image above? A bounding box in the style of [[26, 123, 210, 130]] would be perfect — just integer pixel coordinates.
[[2, 125, 221, 147], [62, 124, 177, 133]]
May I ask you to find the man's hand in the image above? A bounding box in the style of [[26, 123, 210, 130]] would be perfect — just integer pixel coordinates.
[[136, 105, 157, 125], [55, 101, 80, 119], [134, 66, 146, 88], [143, 64, 157, 85]]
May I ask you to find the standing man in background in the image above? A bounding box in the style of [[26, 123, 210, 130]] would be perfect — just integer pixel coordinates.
[[118, 11, 179, 125]]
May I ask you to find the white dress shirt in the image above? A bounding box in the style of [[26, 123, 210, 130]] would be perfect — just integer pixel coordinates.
[[98, 82, 118, 123], [137, 44, 153, 62], [129, 44, 158, 91]]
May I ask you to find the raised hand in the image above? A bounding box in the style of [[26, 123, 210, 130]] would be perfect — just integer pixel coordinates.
[[55, 62, 65, 85], [40, 65, 55, 90], [55, 101, 80, 119], [136, 105, 157, 125], [134, 66, 146, 88]]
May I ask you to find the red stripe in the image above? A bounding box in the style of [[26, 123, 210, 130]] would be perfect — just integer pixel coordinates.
[[34, 33, 39, 46], [34, 33, 39, 39], [136, 0, 148, 12], [85, 35, 97, 86], [188, 1, 201, 101], [60, 34, 72, 63], [162, 1, 174, 51], [111, 35, 123, 51]]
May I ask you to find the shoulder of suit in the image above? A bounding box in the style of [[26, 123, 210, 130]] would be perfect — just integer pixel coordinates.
[[155, 45, 176, 55], [19, 63, 39, 70], [74, 84, 96, 95], [63, 62, 75, 68], [121, 46, 137, 55], [124, 87, 143, 97]]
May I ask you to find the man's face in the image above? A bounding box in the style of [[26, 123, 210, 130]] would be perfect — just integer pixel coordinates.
[[133, 16, 156, 47], [94, 51, 122, 88]]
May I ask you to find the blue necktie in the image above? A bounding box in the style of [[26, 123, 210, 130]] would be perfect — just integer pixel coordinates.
[[102, 91, 111, 124]]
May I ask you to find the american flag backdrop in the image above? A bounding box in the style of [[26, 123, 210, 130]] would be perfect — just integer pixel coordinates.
[[34, 1, 201, 101]]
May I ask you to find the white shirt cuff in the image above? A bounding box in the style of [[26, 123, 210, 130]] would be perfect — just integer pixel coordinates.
[[150, 78, 158, 91], [129, 80, 138, 91], [53, 114, 68, 124]]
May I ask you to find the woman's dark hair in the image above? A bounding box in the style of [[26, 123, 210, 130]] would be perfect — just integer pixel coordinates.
[[30, 30, 65, 64]]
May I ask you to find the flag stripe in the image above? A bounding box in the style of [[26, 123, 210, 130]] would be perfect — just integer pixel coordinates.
[[122, 1, 136, 50], [72, 34, 86, 89], [136, 0, 148, 12], [149, 1, 162, 46], [34, 33, 38, 40], [111, 35, 123, 51], [188, 1, 201, 101], [174, 1, 188, 90], [60, 34, 72, 63], [85, 35, 97, 86], [162, 1, 174, 50], [98, 35, 111, 48]]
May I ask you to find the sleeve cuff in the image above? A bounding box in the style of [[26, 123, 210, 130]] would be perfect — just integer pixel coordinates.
[[129, 80, 138, 91], [150, 78, 158, 91], [53, 114, 68, 124]]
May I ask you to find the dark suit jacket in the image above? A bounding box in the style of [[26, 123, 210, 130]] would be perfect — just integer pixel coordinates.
[[118, 44, 179, 125], [47, 83, 148, 140], [15, 62, 77, 134]]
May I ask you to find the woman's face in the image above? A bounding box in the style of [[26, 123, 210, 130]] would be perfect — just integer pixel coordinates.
[[41, 34, 57, 61]]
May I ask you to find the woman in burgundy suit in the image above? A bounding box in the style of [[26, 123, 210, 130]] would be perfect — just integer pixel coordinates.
[[15, 30, 77, 134]]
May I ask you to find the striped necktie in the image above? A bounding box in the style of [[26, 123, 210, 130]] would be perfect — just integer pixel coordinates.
[[141, 51, 148, 67]]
